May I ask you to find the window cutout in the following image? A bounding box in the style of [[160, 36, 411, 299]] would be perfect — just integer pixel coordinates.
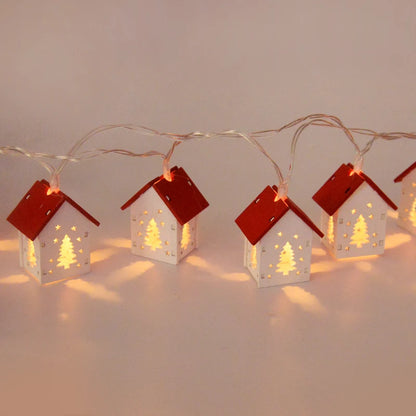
[[160, 221, 165, 227], [343, 233, 348, 238], [77, 263, 81, 268], [165, 241, 169, 246], [368, 214, 374, 219], [293, 234, 299, 239], [165, 251, 170, 256], [299, 257, 304, 262], [277, 232, 282, 237], [250, 245, 257, 269], [298, 245, 303, 250], [71, 226, 77, 231], [53, 238, 58, 244], [409, 198, 416, 227], [327, 216, 335, 244], [79, 249, 83, 254], [349, 215, 369, 248], [181, 223, 191, 250], [137, 232, 142, 237], [276, 242, 297, 276], [77, 237, 82, 242], [143, 210, 148, 215], [274, 244, 279, 249], [55, 225, 61, 230], [346, 221, 351, 226], [412, 182, 416, 187], [158, 209, 163, 214], [144, 218, 162, 251], [267, 274, 271, 279], [139, 220, 144, 225], [372, 232, 377, 237], [27, 240, 36, 268], [345, 246, 350, 251], [57, 235, 77, 270], [367, 203, 372, 208], [49, 258, 53, 263], [269, 263, 273, 268], [48, 270, 53, 274], [372, 243, 377, 247], [296, 271, 301, 275], [351, 209, 356, 214]]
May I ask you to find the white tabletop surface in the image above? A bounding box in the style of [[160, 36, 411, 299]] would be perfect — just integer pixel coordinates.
[[0, 212, 415, 416]]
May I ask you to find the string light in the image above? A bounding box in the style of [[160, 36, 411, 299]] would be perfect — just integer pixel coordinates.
[[1, 114, 415, 196]]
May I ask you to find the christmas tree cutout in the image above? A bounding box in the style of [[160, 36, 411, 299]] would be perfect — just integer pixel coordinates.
[[409, 198, 416, 227], [181, 222, 191, 250], [276, 242, 297, 276], [144, 218, 162, 251], [350, 214, 369, 248], [27, 239, 36, 268], [57, 234, 77, 269], [327, 216, 335, 245]]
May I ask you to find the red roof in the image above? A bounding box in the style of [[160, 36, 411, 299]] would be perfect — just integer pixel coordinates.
[[7, 179, 100, 241], [235, 185, 323, 246], [121, 166, 209, 226], [313, 163, 397, 216], [394, 161, 416, 183]]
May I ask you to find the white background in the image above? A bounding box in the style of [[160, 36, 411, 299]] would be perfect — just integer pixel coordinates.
[[1, 1, 416, 415]]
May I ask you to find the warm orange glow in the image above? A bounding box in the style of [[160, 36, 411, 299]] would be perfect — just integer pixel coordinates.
[[90, 248, 117, 264], [144, 218, 162, 251], [0, 239, 19, 252], [385, 233, 412, 249], [282, 286, 326, 314], [27, 239, 37, 267], [181, 222, 191, 250], [107, 260, 154, 286], [47, 187, 60, 196], [57, 234, 77, 269], [350, 214, 369, 248], [250, 244, 257, 269], [409, 198, 416, 227], [0, 274, 30, 284], [327, 216, 335, 244], [65, 279, 121, 302], [103, 238, 131, 248], [276, 242, 296, 276]]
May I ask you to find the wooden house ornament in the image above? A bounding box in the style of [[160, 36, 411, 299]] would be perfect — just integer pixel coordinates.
[[121, 166, 209, 264], [7, 180, 100, 284], [313, 163, 397, 259], [394, 161, 416, 235], [235, 185, 323, 288]]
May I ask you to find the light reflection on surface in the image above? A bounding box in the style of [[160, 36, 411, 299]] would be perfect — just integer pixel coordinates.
[[186, 255, 250, 282], [103, 238, 131, 249], [355, 261, 373, 272], [282, 286, 326, 314], [65, 279, 121, 303], [312, 247, 327, 257], [0, 239, 19, 252], [387, 210, 399, 219], [90, 248, 118, 264], [310, 261, 338, 274], [384, 233, 412, 250], [0, 274, 30, 284], [107, 260, 154, 286]]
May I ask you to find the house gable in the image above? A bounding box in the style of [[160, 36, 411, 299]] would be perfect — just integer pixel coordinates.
[[121, 166, 209, 226], [313, 163, 397, 216], [394, 162, 416, 183], [7, 179, 99, 241]]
